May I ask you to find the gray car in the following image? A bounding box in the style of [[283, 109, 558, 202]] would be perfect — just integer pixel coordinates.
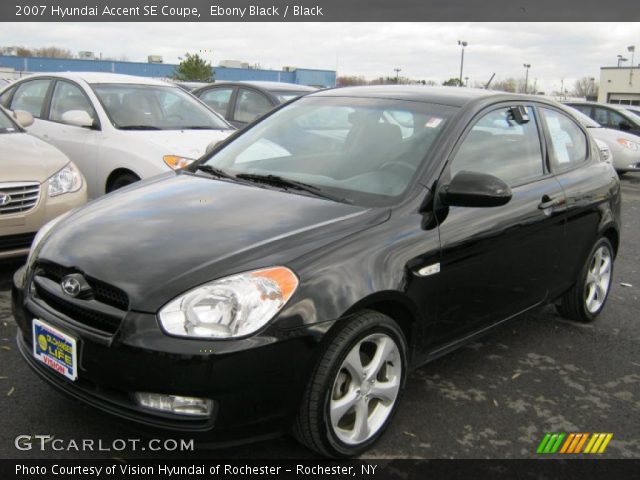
[[567, 107, 640, 173]]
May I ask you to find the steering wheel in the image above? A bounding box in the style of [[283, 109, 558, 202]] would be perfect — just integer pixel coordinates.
[[379, 160, 417, 176]]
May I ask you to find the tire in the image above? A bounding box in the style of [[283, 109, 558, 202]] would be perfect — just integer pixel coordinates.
[[108, 173, 140, 192], [556, 237, 614, 323], [293, 310, 407, 457]]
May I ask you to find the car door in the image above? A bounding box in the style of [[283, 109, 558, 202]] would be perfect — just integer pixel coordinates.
[[197, 86, 235, 121], [430, 104, 567, 344], [230, 87, 276, 128], [39, 80, 100, 192], [5, 78, 53, 138], [537, 106, 620, 294]]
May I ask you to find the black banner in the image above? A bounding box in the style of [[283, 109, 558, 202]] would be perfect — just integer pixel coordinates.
[[3, 0, 640, 22], [2, 459, 640, 480]]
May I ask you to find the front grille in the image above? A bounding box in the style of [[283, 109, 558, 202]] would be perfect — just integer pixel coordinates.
[[34, 283, 123, 334], [0, 232, 36, 252], [32, 261, 129, 335], [0, 182, 40, 215], [37, 261, 129, 310]]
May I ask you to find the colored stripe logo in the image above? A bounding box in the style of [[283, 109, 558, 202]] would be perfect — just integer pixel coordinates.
[[537, 433, 613, 454]]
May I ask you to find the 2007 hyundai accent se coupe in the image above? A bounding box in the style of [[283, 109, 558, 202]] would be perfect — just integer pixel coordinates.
[[12, 86, 621, 457]]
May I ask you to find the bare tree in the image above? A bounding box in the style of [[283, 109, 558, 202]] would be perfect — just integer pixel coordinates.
[[573, 77, 598, 98], [33, 46, 73, 58], [489, 78, 518, 92], [336, 75, 368, 86]]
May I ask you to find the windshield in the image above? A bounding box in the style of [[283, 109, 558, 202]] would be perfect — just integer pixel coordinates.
[[91, 83, 231, 130], [0, 108, 18, 133], [200, 96, 456, 206], [626, 107, 640, 119], [566, 107, 601, 128]]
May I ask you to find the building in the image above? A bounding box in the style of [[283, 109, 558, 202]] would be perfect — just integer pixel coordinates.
[[0, 55, 336, 88], [598, 66, 640, 105]]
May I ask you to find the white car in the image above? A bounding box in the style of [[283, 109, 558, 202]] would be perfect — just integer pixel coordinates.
[[0, 73, 234, 197]]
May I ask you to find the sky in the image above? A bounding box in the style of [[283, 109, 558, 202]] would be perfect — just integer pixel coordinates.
[[1, 22, 639, 92]]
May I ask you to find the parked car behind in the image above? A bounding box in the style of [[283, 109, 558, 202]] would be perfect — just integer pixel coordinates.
[[624, 105, 640, 119], [192, 81, 317, 128], [566, 101, 640, 136], [0, 73, 234, 198], [0, 107, 86, 259], [566, 106, 640, 173], [13, 87, 620, 457]]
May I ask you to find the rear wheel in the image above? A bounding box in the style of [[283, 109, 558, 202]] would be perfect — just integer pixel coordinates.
[[556, 237, 614, 323], [108, 172, 140, 192], [294, 311, 407, 457]]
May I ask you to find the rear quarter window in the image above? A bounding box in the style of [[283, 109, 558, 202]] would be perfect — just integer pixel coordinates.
[[540, 107, 588, 171]]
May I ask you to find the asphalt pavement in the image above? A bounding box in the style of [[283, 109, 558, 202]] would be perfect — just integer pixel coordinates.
[[1, 174, 639, 460]]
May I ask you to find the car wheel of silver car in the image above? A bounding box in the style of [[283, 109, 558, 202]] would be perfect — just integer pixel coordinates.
[[556, 237, 615, 323], [294, 310, 407, 457]]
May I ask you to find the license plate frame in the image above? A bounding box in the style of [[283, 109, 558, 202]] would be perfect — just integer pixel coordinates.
[[32, 319, 78, 381]]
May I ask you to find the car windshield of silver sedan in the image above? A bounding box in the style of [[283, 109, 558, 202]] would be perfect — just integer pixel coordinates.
[[91, 83, 231, 131], [202, 96, 456, 204], [0, 108, 18, 133]]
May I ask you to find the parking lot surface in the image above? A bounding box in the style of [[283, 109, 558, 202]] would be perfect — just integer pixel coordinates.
[[1, 174, 639, 459]]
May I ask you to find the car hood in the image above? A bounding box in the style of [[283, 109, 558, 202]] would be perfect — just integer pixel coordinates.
[[38, 172, 388, 311], [588, 127, 640, 153], [0, 132, 70, 183], [121, 129, 233, 158]]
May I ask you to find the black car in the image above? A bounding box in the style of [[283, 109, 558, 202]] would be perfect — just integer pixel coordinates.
[[566, 101, 640, 136], [192, 81, 317, 128], [12, 86, 621, 457]]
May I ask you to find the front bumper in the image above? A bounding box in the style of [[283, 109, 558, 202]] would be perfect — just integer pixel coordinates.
[[12, 266, 321, 441]]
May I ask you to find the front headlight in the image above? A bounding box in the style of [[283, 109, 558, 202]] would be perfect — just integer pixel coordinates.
[[26, 210, 73, 268], [617, 138, 639, 151], [48, 162, 82, 197], [158, 266, 299, 339], [594, 139, 613, 164], [163, 155, 195, 170]]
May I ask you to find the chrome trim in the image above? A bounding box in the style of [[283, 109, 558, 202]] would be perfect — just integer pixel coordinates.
[[0, 181, 41, 215]]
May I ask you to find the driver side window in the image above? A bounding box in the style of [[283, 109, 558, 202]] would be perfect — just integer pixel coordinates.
[[450, 106, 544, 186]]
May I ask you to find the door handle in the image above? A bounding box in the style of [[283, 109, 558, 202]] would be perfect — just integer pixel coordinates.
[[538, 195, 563, 210]]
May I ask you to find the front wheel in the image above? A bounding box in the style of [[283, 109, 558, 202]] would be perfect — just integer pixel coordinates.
[[556, 237, 614, 323], [108, 172, 140, 192], [294, 311, 407, 457]]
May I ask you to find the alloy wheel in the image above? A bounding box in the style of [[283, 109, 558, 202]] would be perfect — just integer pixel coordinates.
[[329, 333, 402, 445], [584, 245, 612, 314]]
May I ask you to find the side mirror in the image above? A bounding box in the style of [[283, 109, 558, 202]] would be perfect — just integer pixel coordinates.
[[440, 170, 512, 208], [60, 110, 94, 128], [618, 121, 632, 131], [12, 110, 34, 128]]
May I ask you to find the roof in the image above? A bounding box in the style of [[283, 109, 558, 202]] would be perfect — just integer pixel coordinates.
[[564, 100, 633, 112], [28, 72, 171, 86], [310, 85, 507, 107], [199, 80, 317, 92]]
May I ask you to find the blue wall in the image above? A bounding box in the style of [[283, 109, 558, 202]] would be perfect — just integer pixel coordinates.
[[0, 55, 336, 87]]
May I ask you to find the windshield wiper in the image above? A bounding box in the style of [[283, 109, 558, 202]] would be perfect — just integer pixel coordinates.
[[118, 125, 162, 130], [195, 164, 237, 180], [235, 173, 350, 203]]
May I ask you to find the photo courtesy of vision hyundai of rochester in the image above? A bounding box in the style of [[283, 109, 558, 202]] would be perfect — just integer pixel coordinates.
[[12, 86, 621, 457]]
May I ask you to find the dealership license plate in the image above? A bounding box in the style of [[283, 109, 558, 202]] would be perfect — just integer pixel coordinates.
[[32, 319, 77, 381]]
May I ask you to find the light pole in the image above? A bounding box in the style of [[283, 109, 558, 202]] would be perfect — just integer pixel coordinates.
[[629, 45, 635, 86], [464, 76, 469, 87], [617, 55, 628, 67], [394, 68, 401, 84], [523, 63, 531, 94], [458, 40, 467, 87]]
